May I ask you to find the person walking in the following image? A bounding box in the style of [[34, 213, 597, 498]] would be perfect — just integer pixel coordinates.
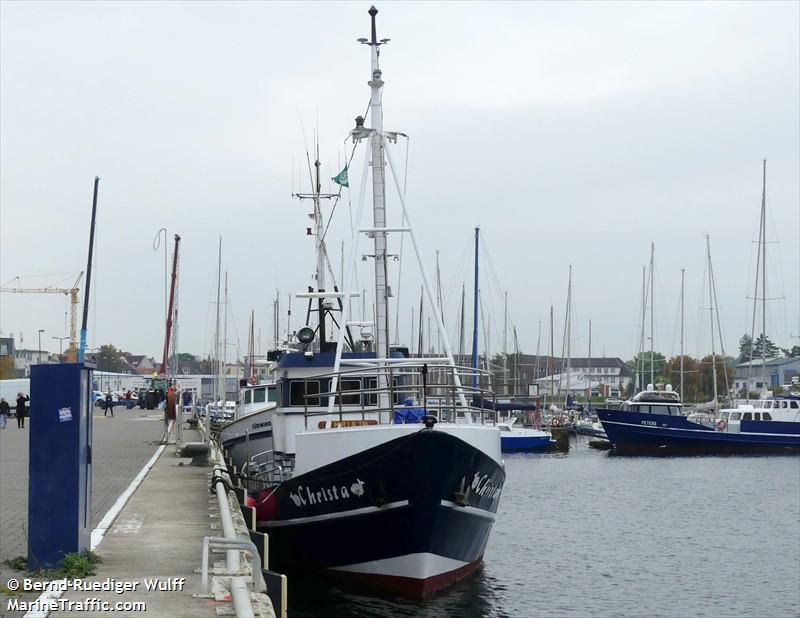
[[15, 393, 29, 428], [0, 398, 10, 429], [104, 391, 114, 417]]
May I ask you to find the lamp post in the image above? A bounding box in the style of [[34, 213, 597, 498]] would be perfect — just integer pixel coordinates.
[[38, 329, 45, 364], [52, 335, 70, 357]]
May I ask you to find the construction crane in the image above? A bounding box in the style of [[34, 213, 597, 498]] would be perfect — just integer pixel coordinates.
[[1, 272, 84, 361]]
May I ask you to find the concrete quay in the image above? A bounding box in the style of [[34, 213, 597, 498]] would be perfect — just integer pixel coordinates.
[[1, 409, 276, 618]]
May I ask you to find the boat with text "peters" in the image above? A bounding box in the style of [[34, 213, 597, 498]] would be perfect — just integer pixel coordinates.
[[596, 384, 800, 454]]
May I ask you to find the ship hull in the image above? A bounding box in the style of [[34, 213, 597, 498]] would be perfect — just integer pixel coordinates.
[[597, 408, 800, 454], [219, 409, 274, 469], [501, 434, 554, 452], [256, 428, 504, 598]]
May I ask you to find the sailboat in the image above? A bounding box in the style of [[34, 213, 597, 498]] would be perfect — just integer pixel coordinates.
[[245, 7, 505, 597]]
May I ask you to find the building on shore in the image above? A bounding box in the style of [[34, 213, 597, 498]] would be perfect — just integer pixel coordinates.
[[733, 357, 800, 395]]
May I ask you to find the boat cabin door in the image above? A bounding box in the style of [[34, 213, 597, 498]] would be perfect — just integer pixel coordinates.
[[727, 411, 742, 433]]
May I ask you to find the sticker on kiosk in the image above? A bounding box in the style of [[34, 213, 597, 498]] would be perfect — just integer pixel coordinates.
[[58, 407, 73, 423]]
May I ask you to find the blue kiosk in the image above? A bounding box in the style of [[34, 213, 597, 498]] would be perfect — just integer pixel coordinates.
[[28, 363, 93, 570]]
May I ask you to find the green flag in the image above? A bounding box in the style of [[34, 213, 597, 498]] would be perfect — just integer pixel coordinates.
[[332, 166, 349, 188]]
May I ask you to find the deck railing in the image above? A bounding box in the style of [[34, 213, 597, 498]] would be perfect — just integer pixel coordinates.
[[298, 362, 506, 429]]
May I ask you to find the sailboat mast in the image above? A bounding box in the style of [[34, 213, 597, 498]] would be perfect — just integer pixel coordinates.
[[214, 238, 222, 409], [639, 265, 646, 391], [534, 320, 541, 387], [588, 319, 591, 402], [562, 265, 572, 407], [650, 243, 655, 386], [435, 250, 442, 355], [503, 291, 508, 395], [471, 227, 480, 389], [223, 271, 228, 370], [706, 235, 718, 405], [680, 268, 685, 402], [513, 325, 519, 396], [760, 159, 767, 393], [459, 283, 466, 361], [548, 306, 554, 403]]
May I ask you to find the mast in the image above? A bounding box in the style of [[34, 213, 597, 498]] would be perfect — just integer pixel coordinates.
[[364, 5, 390, 368], [534, 320, 541, 390], [512, 325, 519, 396], [223, 271, 228, 371], [503, 291, 508, 395], [548, 306, 554, 404], [587, 319, 591, 402], [638, 266, 646, 391], [213, 238, 222, 408], [680, 268, 685, 402], [760, 159, 767, 393], [458, 283, 466, 362], [435, 250, 443, 355], [649, 242, 655, 386], [562, 265, 573, 407], [249, 310, 256, 383], [159, 234, 181, 376], [78, 177, 100, 363], [706, 235, 718, 406], [273, 290, 279, 349], [471, 227, 480, 389], [417, 287, 424, 355]]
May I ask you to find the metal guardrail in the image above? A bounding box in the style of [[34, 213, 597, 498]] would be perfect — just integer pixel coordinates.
[[296, 362, 502, 429], [204, 449, 270, 617]]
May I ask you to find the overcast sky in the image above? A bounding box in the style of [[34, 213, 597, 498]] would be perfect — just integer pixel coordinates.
[[1, 1, 798, 365]]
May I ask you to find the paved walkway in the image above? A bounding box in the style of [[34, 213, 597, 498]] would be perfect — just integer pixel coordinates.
[[48, 437, 225, 617], [0, 408, 164, 617]]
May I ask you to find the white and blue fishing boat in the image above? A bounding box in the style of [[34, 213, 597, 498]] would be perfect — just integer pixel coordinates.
[[245, 7, 505, 598], [498, 415, 554, 451], [596, 384, 800, 454]]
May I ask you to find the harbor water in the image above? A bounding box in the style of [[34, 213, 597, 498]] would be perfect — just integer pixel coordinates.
[[287, 438, 800, 617]]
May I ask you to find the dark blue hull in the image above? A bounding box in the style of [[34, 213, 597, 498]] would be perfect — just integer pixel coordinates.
[[255, 429, 504, 598], [501, 435, 554, 452], [597, 409, 800, 455]]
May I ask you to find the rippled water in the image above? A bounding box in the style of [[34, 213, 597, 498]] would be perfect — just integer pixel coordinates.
[[287, 438, 800, 617]]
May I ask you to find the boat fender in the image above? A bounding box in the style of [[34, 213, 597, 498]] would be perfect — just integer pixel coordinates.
[[715, 419, 727, 431]]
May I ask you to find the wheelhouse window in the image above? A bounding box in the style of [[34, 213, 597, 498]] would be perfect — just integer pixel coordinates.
[[268, 386, 278, 402], [731, 412, 741, 420], [290, 380, 321, 406], [753, 413, 761, 421], [253, 387, 266, 403], [244, 390, 252, 404], [763, 412, 772, 420], [721, 411, 730, 419], [742, 412, 752, 421], [334, 379, 362, 405]]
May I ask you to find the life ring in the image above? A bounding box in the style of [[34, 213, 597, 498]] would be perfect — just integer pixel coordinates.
[[715, 419, 727, 431], [551, 418, 561, 427]]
